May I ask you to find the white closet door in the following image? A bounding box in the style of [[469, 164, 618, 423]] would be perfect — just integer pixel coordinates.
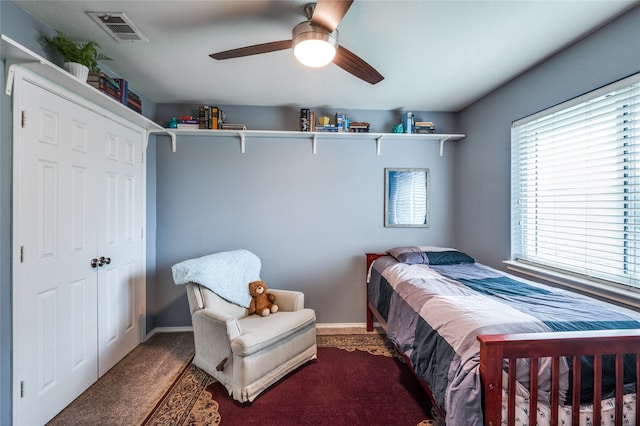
[[13, 78, 100, 426], [12, 72, 145, 425], [96, 121, 144, 376]]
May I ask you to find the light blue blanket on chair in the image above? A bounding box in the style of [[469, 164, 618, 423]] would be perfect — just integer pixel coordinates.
[[171, 249, 261, 308]]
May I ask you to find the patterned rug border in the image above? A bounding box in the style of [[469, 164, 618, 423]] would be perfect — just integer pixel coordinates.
[[316, 333, 400, 357], [141, 334, 443, 426], [139, 354, 213, 425]]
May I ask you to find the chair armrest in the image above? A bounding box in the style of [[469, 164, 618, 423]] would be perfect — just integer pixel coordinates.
[[269, 289, 304, 312], [192, 308, 242, 340]]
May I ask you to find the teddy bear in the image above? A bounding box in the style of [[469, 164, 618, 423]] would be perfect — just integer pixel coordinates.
[[248, 280, 279, 316]]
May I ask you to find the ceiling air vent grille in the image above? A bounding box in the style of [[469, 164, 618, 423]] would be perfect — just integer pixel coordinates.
[[87, 12, 148, 43]]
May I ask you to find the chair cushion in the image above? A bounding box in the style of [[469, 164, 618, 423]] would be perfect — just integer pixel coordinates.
[[231, 309, 316, 357]]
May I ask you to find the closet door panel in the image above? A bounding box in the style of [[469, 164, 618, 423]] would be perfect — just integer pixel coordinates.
[[96, 123, 143, 376], [14, 79, 99, 426]]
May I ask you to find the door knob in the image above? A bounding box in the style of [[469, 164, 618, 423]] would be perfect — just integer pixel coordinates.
[[90, 257, 112, 268]]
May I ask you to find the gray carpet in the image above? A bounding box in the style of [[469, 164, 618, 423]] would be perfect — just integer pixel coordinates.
[[46, 331, 195, 426]]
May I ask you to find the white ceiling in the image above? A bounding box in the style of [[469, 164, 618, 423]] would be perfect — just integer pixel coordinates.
[[12, 0, 639, 111]]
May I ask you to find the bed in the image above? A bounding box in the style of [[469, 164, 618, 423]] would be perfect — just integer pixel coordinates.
[[365, 247, 640, 426]]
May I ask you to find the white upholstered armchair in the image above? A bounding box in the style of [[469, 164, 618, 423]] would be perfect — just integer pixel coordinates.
[[173, 249, 317, 402]]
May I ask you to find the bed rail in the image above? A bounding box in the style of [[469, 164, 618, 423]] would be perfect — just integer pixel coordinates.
[[478, 330, 640, 426]]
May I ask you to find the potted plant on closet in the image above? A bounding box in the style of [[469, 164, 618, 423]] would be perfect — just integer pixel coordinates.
[[46, 29, 111, 82]]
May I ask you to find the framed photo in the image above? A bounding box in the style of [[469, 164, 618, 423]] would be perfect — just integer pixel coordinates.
[[384, 168, 430, 227]]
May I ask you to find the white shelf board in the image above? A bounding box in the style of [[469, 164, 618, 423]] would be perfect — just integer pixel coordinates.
[[163, 128, 465, 155], [1, 34, 169, 144], [1, 33, 465, 155]]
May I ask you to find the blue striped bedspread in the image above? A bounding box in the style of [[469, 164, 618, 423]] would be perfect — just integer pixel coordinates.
[[368, 256, 640, 426]]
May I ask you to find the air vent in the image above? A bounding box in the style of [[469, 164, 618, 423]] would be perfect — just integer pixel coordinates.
[[87, 12, 148, 43]]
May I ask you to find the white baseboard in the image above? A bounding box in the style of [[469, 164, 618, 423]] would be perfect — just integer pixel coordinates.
[[145, 323, 382, 340], [145, 326, 193, 341]]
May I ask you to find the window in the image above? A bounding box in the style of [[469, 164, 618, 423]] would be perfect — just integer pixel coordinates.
[[511, 73, 640, 290]]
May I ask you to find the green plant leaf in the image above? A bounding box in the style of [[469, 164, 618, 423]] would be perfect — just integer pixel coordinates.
[[46, 29, 111, 72]]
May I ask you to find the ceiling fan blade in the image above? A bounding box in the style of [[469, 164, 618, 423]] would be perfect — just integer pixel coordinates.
[[310, 0, 354, 32], [333, 45, 384, 85], [210, 40, 293, 60]]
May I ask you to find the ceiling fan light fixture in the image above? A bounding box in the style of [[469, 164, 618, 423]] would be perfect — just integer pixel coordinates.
[[292, 21, 338, 68]]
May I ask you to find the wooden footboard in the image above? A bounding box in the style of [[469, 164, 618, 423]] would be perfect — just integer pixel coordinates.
[[478, 330, 640, 426]]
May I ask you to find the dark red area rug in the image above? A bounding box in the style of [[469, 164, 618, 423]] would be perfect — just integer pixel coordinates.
[[143, 336, 443, 426]]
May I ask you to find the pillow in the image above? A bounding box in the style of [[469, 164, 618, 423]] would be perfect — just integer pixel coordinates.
[[386, 246, 475, 265]]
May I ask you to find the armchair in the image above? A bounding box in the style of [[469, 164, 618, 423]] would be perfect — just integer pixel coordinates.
[[174, 250, 317, 402]]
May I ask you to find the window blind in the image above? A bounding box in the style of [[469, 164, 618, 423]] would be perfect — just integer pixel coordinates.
[[511, 73, 640, 289], [388, 170, 428, 225]]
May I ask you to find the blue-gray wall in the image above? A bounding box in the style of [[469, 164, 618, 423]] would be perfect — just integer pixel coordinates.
[[455, 6, 640, 270], [151, 105, 459, 327]]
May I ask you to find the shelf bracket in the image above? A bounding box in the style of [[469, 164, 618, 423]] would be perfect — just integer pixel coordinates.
[[148, 129, 176, 152], [5, 64, 17, 96], [239, 132, 246, 154], [439, 136, 452, 156], [376, 135, 384, 155], [312, 134, 317, 155]]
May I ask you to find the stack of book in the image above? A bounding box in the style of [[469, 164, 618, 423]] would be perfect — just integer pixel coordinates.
[[177, 115, 200, 129], [87, 72, 142, 113], [415, 122, 436, 134], [198, 105, 220, 129], [349, 122, 370, 133], [88, 72, 120, 102], [125, 88, 142, 114], [316, 125, 339, 132]]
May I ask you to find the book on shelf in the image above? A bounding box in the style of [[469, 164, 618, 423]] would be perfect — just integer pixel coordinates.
[[198, 105, 221, 129], [126, 92, 142, 113], [349, 121, 370, 133], [316, 125, 338, 132], [211, 106, 219, 130], [116, 78, 128, 104], [300, 108, 310, 131], [87, 72, 142, 113], [414, 121, 436, 133], [181, 119, 199, 125], [176, 123, 199, 129], [221, 123, 247, 130]]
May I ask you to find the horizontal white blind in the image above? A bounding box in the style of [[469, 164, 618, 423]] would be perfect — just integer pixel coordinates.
[[388, 170, 428, 225], [511, 73, 640, 289]]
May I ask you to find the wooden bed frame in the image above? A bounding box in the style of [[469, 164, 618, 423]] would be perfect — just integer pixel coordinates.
[[365, 252, 640, 426]]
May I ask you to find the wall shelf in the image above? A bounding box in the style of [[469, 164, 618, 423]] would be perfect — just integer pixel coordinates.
[[163, 128, 465, 156], [1, 34, 171, 146], [2, 34, 465, 156]]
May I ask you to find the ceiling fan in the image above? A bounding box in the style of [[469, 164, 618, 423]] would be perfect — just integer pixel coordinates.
[[210, 0, 384, 85]]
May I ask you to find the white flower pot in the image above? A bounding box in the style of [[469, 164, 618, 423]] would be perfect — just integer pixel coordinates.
[[64, 62, 89, 83]]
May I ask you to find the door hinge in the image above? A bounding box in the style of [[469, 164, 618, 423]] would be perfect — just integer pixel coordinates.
[[141, 151, 144, 164], [21, 111, 26, 128], [20, 246, 24, 263], [140, 228, 144, 240], [20, 381, 24, 398]]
